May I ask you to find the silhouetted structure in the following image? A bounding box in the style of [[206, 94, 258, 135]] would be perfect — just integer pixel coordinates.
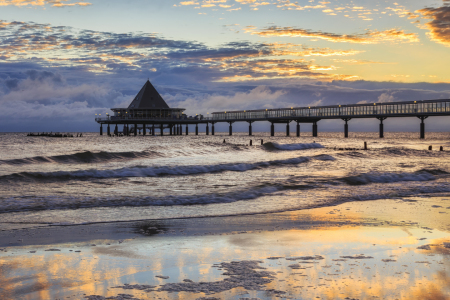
[[95, 80, 450, 139]]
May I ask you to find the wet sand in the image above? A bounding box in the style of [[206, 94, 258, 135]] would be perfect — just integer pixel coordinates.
[[1, 196, 450, 300]]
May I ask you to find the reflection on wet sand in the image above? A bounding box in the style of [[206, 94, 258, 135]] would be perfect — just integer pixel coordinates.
[[1, 198, 449, 300]]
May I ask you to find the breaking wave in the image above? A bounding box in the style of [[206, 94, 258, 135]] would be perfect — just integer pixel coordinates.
[[263, 142, 324, 151], [342, 169, 448, 185], [0, 150, 160, 165], [1, 156, 313, 182]]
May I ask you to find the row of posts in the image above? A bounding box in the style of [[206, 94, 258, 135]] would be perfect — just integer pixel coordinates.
[[100, 116, 430, 139]]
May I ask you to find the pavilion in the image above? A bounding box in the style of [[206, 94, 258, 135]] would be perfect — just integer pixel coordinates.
[[110, 80, 185, 120]]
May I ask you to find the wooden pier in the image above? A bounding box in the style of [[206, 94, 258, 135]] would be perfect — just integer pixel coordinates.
[[95, 81, 450, 139]]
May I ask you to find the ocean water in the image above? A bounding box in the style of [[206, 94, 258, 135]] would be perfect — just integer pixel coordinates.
[[1, 132, 450, 231]]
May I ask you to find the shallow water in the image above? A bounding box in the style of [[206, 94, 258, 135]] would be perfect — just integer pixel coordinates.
[[1, 132, 450, 230]]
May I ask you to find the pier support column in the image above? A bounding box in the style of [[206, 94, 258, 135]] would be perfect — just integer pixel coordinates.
[[212, 123, 215, 135], [228, 122, 234, 136], [152, 124, 155, 136], [286, 122, 290, 137], [180, 124, 183, 135], [114, 124, 118, 136], [134, 124, 137, 136], [186, 124, 189, 135], [248, 121, 253, 136], [143, 124, 146, 136], [377, 117, 386, 138], [170, 126, 173, 136], [342, 118, 351, 138], [418, 116, 428, 139], [270, 123, 275, 136], [107, 124, 110, 136], [312, 121, 318, 137], [206, 123, 209, 135], [160, 124, 164, 136], [296, 122, 300, 137], [195, 124, 198, 135], [100, 125, 103, 135]]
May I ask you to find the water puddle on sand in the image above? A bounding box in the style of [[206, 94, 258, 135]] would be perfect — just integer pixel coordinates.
[[1, 197, 450, 300]]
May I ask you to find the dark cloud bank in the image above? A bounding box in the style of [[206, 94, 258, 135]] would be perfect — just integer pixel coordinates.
[[0, 19, 450, 132]]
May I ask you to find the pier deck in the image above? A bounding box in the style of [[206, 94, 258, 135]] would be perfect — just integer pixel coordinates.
[[95, 98, 450, 138]]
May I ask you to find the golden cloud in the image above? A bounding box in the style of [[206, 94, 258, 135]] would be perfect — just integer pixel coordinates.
[[0, 0, 91, 7], [246, 26, 419, 44], [417, 5, 450, 47]]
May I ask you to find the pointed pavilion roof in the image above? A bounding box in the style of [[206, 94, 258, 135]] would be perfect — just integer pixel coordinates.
[[128, 80, 170, 109]]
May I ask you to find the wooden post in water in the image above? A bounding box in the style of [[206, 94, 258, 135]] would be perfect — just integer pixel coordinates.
[[286, 122, 290, 136], [270, 123, 275, 136], [100, 125, 103, 136], [195, 124, 198, 135], [261, 139, 264, 145], [212, 123, 215, 135], [364, 141, 367, 150], [250, 140, 252, 146], [206, 123, 209, 135], [296, 122, 300, 137], [185, 124, 189, 135]]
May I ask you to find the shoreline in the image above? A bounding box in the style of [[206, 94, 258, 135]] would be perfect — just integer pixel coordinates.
[[1, 196, 450, 299]]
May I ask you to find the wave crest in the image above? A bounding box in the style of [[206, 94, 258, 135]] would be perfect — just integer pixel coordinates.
[[263, 142, 324, 151]]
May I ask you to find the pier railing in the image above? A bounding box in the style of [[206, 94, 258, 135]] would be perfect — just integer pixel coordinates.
[[210, 99, 450, 121]]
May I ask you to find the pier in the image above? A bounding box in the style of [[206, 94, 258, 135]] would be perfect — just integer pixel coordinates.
[[95, 80, 450, 139]]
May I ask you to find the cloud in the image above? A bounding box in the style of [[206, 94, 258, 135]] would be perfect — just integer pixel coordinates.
[[245, 26, 419, 44], [0, 21, 364, 82], [0, 0, 91, 7], [417, 5, 450, 47]]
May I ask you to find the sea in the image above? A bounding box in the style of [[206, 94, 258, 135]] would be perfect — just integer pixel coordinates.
[[1, 132, 450, 231]]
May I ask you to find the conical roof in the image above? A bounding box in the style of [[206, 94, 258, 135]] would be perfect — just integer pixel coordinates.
[[128, 80, 170, 109]]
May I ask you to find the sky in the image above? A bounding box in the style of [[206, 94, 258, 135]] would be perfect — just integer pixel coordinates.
[[1, 0, 450, 132]]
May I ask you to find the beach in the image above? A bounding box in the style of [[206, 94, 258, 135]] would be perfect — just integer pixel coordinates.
[[1, 132, 450, 299], [1, 196, 449, 300]]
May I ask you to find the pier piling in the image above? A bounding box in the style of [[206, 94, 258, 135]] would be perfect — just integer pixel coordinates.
[[286, 123, 290, 136], [312, 122, 318, 137], [228, 122, 233, 136], [100, 125, 103, 135], [206, 123, 209, 135], [342, 118, 351, 138], [212, 123, 215, 135], [195, 124, 198, 135], [418, 116, 428, 139], [270, 123, 275, 137], [296, 122, 300, 137]]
